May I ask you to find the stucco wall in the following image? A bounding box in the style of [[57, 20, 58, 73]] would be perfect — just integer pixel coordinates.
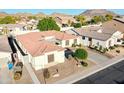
[[81, 37, 107, 48], [62, 37, 81, 47], [32, 50, 65, 70]]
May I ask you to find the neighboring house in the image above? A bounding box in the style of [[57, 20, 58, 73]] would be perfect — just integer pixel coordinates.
[[0, 24, 26, 35], [103, 18, 124, 38], [16, 30, 80, 70], [54, 16, 77, 31], [55, 16, 77, 27], [26, 19, 38, 30], [0, 24, 39, 36], [0, 36, 12, 60], [66, 26, 123, 49]]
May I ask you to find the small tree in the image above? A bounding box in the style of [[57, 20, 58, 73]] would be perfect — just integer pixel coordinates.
[[74, 48, 88, 60], [71, 23, 81, 28], [0, 16, 16, 24], [105, 14, 113, 21], [37, 17, 60, 31], [75, 15, 86, 24]]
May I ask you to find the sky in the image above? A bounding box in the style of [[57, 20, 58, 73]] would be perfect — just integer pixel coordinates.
[[0, 9, 124, 15]]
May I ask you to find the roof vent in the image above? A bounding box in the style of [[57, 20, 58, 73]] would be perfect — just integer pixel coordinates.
[[97, 29, 102, 33]]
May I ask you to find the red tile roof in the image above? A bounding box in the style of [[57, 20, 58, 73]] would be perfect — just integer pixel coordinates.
[[16, 30, 78, 57]]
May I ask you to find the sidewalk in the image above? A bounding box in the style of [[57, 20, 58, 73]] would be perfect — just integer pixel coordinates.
[[54, 55, 124, 84]]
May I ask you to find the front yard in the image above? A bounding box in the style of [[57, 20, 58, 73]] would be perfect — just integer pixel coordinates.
[[106, 46, 124, 57], [34, 58, 96, 84]]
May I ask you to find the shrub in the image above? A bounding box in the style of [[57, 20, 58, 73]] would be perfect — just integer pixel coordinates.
[[109, 46, 115, 50], [71, 23, 81, 28], [99, 45, 102, 51], [114, 44, 119, 47], [122, 42, 124, 44], [80, 61, 88, 67], [94, 46, 98, 50], [78, 43, 82, 47], [43, 69, 50, 79], [89, 46, 94, 49], [74, 48, 88, 60], [116, 50, 120, 53], [72, 43, 76, 47]]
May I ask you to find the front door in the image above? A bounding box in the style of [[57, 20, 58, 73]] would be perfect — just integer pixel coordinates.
[[89, 38, 92, 46]]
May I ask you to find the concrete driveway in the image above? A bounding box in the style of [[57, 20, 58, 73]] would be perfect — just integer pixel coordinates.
[[87, 50, 110, 64]]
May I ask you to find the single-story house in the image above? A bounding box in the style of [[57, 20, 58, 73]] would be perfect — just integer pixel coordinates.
[[103, 18, 124, 38], [16, 30, 80, 70], [54, 16, 77, 27], [66, 26, 123, 49], [0, 24, 26, 32]]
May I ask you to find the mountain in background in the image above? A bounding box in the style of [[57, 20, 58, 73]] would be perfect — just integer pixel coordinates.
[[0, 9, 122, 18], [34, 12, 47, 17], [0, 12, 47, 17], [50, 12, 73, 17], [0, 12, 8, 17], [80, 9, 119, 17]]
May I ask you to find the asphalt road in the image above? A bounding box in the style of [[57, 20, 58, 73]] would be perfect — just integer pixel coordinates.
[[74, 60, 124, 84]]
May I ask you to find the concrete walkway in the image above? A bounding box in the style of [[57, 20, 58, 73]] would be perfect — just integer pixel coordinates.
[[16, 51, 40, 84], [54, 55, 124, 84], [24, 62, 41, 84]]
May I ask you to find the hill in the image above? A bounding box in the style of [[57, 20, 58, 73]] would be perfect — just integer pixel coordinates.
[[80, 9, 118, 17]]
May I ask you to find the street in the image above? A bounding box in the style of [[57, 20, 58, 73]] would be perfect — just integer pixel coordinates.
[[74, 60, 124, 84], [54, 55, 124, 84]]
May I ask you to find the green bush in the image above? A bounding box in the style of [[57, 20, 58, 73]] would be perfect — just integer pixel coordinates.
[[71, 23, 81, 28], [72, 43, 76, 47], [0, 16, 16, 24], [74, 48, 88, 60], [114, 44, 119, 47], [102, 48, 108, 53], [109, 46, 115, 50], [99, 45, 103, 51], [94, 46, 98, 50]]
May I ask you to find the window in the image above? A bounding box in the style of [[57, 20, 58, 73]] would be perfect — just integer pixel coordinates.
[[48, 54, 54, 63], [74, 39, 77, 44], [65, 40, 69, 46], [89, 38, 92, 41], [82, 36, 85, 40], [117, 39, 121, 42]]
